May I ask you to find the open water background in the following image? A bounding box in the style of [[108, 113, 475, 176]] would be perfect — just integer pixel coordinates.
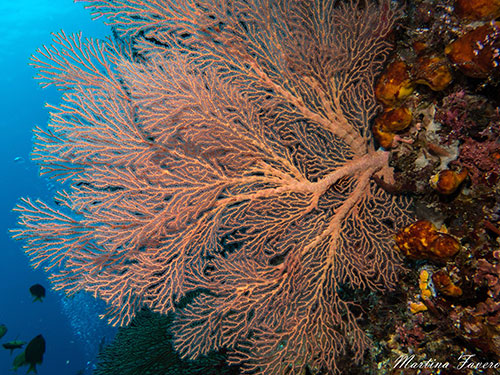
[[0, 1, 116, 374]]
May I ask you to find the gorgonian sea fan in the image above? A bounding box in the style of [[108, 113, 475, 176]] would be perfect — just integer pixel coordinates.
[[13, 0, 413, 373]]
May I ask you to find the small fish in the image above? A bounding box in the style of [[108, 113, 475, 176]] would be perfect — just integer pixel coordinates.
[[25, 334, 45, 374], [0, 323, 7, 339], [3, 340, 26, 354], [14, 156, 25, 163], [11, 350, 27, 371], [29, 284, 46, 302]]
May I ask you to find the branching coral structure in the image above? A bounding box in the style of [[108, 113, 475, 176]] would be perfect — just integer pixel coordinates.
[[12, 0, 413, 373], [94, 308, 240, 375]]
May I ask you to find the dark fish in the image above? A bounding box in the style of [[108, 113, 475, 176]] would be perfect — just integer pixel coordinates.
[[0, 323, 7, 339], [29, 284, 46, 302], [25, 334, 45, 374], [3, 340, 25, 354]]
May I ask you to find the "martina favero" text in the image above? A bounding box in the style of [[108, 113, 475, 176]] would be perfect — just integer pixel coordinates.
[[393, 354, 500, 370]]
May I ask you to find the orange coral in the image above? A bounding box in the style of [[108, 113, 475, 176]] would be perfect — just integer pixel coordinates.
[[409, 270, 435, 313], [372, 54, 451, 149], [374, 60, 414, 106], [413, 55, 452, 91], [455, 0, 500, 20], [432, 270, 463, 297], [372, 106, 412, 148], [412, 41, 429, 55], [395, 220, 461, 262], [429, 169, 468, 195], [372, 124, 395, 149], [409, 301, 428, 313], [445, 22, 500, 78], [418, 269, 433, 299]]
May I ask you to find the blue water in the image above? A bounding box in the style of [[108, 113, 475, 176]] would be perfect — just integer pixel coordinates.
[[0, 1, 116, 374]]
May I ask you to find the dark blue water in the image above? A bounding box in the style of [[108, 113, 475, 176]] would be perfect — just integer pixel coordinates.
[[1, 2, 116, 374]]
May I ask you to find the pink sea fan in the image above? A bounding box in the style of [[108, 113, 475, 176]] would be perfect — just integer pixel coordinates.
[[12, 1, 413, 373]]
